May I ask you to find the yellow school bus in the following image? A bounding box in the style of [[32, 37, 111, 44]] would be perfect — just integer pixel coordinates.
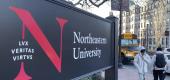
[[121, 32, 139, 64]]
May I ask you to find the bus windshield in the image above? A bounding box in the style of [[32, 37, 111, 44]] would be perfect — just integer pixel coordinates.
[[121, 39, 138, 46]]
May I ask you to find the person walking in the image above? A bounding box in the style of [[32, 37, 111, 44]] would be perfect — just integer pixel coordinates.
[[152, 47, 168, 80], [134, 46, 151, 80]]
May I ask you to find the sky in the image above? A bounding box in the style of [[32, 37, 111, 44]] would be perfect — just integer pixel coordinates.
[[75, 1, 120, 18], [86, 2, 120, 18]]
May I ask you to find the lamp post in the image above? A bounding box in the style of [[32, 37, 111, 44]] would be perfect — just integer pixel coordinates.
[[146, 24, 149, 52], [118, 0, 123, 68]]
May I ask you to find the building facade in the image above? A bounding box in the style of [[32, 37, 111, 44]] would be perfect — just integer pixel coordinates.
[[147, 0, 170, 52], [122, 0, 170, 52]]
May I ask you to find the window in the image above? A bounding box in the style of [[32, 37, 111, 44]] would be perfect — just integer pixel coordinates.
[[132, 24, 134, 29], [149, 5, 151, 10], [142, 7, 143, 12], [153, 31, 155, 35], [123, 19, 126, 23], [162, 38, 164, 45], [144, 31, 146, 36], [167, 49, 170, 52], [149, 30, 152, 35], [168, 0, 170, 3], [141, 23, 143, 28], [152, 4, 154, 10], [131, 17, 133, 21], [153, 47, 156, 50], [149, 38, 152, 44], [153, 38, 155, 44], [127, 12, 129, 16], [167, 55, 170, 60], [145, 6, 147, 11], [167, 7, 170, 12], [166, 37, 169, 45], [149, 46, 152, 50]]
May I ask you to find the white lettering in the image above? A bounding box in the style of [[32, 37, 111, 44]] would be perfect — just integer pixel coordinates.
[[10, 48, 35, 54], [19, 41, 29, 46], [73, 32, 80, 43], [11, 49, 15, 54], [73, 32, 107, 44], [13, 56, 17, 61], [12, 55, 33, 61], [73, 47, 102, 60], [11, 41, 35, 62], [73, 48, 79, 59]]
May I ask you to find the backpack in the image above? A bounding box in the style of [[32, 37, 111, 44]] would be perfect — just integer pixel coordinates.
[[155, 54, 167, 68]]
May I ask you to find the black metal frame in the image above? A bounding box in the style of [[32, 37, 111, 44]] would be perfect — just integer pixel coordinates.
[[106, 16, 119, 80]]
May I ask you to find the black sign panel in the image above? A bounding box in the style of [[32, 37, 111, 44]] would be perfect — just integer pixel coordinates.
[[111, 0, 129, 11], [0, 0, 112, 79]]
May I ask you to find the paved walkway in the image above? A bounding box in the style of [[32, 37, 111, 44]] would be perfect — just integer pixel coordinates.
[[118, 65, 170, 80]]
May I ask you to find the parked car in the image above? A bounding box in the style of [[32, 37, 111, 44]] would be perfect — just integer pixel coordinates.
[[164, 54, 170, 73], [163, 48, 170, 54]]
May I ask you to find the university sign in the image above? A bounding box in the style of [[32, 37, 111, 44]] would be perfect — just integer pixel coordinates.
[[0, 0, 113, 79]]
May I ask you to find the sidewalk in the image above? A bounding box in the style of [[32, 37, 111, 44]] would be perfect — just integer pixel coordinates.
[[118, 67, 153, 80], [118, 65, 170, 80]]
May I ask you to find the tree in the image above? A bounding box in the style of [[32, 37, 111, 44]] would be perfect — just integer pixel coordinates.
[[132, 0, 167, 50], [149, 0, 166, 47]]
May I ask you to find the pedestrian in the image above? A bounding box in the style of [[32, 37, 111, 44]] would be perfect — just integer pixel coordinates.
[[152, 47, 168, 80], [134, 46, 151, 80]]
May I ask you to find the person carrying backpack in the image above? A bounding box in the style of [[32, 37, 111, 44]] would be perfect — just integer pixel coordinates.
[[152, 47, 168, 80]]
